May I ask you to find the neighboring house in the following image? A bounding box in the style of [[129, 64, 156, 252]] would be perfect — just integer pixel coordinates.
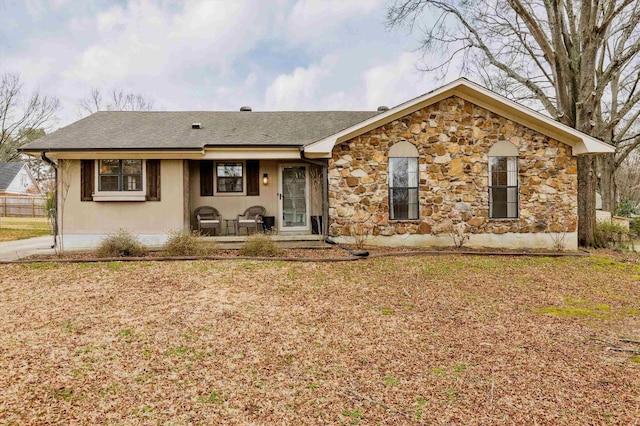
[[20, 79, 614, 250], [0, 162, 42, 196]]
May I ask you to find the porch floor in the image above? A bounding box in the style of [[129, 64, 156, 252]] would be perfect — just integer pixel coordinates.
[[201, 234, 329, 249]]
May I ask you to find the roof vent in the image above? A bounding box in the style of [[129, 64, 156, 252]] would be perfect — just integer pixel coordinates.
[[192, 123, 202, 129], [377, 106, 389, 112], [240, 106, 252, 112]]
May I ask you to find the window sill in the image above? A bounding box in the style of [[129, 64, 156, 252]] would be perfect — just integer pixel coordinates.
[[93, 192, 146, 202], [488, 217, 520, 221], [213, 192, 247, 197]]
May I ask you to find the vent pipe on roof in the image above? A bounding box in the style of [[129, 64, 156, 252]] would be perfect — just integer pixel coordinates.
[[377, 106, 389, 112], [192, 123, 202, 129], [240, 106, 252, 112]]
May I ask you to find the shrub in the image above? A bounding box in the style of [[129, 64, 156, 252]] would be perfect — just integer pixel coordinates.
[[163, 230, 217, 256], [594, 222, 629, 248], [95, 229, 146, 258], [631, 218, 640, 237], [616, 199, 638, 218], [239, 233, 283, 257]]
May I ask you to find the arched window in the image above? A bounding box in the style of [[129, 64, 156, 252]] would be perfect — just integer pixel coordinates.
[[388, 141, 419, 220], [488, 141, 519, 218]]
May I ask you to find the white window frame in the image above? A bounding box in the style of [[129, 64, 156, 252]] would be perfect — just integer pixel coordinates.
[[488, 156, 518, 219], [93, 159, 146, 202], [214, 160, 246, 196], [388, 157, 420, 221]]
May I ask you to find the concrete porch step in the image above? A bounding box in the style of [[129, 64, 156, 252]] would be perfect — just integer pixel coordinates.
[[201, 234, 329, 250]]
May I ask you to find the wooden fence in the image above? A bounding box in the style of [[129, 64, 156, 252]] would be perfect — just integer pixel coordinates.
[[0, 196, 47, 217]]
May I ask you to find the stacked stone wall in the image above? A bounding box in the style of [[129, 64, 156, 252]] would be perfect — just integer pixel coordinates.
[[328, 96, 578, 240]]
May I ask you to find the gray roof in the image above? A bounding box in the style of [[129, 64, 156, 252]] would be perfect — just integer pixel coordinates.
[[20, 110, 380, 151], [0, 162, 25, 190]]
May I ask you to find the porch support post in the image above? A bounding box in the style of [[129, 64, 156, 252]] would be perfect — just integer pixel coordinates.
[[322, 161, 328, 236], [300, 152, 329, 237], [183, 160, 190, 231]]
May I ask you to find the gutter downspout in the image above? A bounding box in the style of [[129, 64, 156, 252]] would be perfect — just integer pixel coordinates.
[[40, 151, 58, 250], [299, 148, 328, 237]]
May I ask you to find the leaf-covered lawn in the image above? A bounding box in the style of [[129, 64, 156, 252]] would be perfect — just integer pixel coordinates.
[[1, 253, 638, 424], [0, 217, 51, 241]]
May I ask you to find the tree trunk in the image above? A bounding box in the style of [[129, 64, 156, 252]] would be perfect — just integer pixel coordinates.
[[577, 155, 597, 247], [597, 152, 617, 213]]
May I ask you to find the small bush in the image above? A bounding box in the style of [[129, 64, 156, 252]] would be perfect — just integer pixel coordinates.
[[239, 233, 283, 257], [630, 218, 640, 237], [616, 199, 638, 218], [594, 222, 629, 248], [163, 230, 217, 256], [95, 229, 146, 258]]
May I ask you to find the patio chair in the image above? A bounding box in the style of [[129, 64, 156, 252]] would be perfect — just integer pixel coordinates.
[[194, 206, 222, 236], [237, 205, 266, 235]]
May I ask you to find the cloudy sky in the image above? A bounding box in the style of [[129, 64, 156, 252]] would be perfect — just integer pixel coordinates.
[[0, 0, 449, 128]]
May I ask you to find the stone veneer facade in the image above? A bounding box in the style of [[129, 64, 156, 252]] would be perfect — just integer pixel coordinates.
[[328, 96, 578, 249]]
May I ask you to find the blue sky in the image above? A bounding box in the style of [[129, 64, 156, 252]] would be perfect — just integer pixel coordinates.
[[0, 0, 446, 128]]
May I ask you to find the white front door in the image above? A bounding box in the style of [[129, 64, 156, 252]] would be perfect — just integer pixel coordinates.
[[278, 164, 309, 232]]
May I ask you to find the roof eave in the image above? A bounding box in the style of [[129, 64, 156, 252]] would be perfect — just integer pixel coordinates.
[[303, 78, 615, 156]]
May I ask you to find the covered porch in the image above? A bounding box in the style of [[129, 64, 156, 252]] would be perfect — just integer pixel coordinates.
[[185, 157, 326, 237]]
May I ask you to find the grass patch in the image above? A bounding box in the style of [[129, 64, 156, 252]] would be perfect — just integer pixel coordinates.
[[198, 390, 224, 404], [0, 217, 51, 242], [53, 387, 74, 401], [536, 298, 613, 319]]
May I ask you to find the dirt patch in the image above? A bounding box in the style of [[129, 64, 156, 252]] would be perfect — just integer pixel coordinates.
[[1, 252, 638, 424]]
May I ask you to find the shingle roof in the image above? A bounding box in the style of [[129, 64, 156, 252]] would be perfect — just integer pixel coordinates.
[[0, 162, 25, 190], [20, 111, 380, 151]]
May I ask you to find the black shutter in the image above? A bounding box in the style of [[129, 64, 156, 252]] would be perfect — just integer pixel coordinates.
[[200, 161, 214, 196], [246, 160, 260, 196], [80, 160, 94, 201], [146, 159, 161, 201]]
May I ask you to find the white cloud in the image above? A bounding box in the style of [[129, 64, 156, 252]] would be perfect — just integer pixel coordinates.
[[285, 0, 383, 46], [363, 52, 437, 109], [2, 0, 437, 126], [264, 56, 336, 110], [64, 0, 271, 83], [245, 72, 258, 88]]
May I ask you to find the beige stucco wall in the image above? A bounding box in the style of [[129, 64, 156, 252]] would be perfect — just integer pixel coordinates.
[[189, 160, 281, 229], [59, 159, 185, 236]]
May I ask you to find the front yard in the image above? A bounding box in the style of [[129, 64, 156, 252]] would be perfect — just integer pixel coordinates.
[[0, 217, 51, 242], [1, 252, 638, 424]]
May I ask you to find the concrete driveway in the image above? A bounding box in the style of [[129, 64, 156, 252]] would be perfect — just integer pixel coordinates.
[[0, 236, 56, 262]]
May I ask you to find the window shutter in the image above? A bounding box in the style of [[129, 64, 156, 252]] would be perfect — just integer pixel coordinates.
[[200, 160, 214, 196], [80, 160, 94, 201], [246, 160, 260, 196], [146, 159, 161, 201]]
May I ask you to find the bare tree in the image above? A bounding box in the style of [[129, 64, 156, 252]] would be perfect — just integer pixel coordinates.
[[616, 152, 640, 207], [387, 0, 640, 247], [79, 88, 155, 115], [0, 73, 60, 162]]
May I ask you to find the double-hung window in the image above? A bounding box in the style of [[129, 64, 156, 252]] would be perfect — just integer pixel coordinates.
[[489, 156, 518, 218], [216, 162, 243, 193], [99, 159, 142, 192], [389, 157, 419, 220]]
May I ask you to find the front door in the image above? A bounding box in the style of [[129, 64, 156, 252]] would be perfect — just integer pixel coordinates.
[[279, 164, 309, 232]]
